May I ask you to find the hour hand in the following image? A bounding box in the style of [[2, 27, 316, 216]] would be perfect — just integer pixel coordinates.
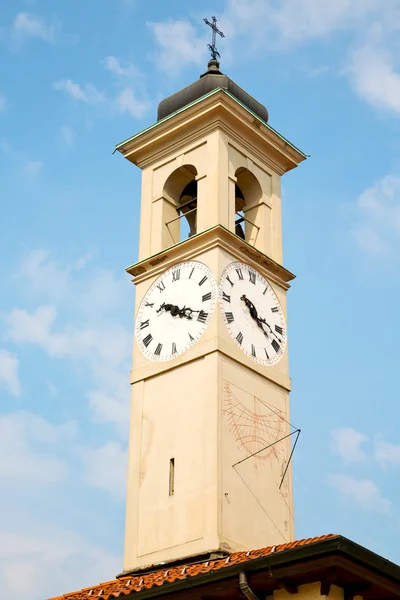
[[157, 303, 180, 316], [240, 295, 259, 321]]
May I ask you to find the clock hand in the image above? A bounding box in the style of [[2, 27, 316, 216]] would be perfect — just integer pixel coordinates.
[[240, 295, 258, 320], [240, 295, 269, 339], [240, 295, 282, 342], [179, 306, 201, 320], [257, 316, 282, 343], [156, 303, 200, 320], [157, 302, 180, 316]]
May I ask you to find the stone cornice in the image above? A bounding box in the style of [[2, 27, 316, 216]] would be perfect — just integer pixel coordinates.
[[117, 90, 306, 175], [126, 225, 295, 291]]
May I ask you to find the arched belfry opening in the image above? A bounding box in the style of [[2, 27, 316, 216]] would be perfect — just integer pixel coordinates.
[[163, 165, 198, 244], [234, 168, 263, 245], [179, 179, 197, 239]]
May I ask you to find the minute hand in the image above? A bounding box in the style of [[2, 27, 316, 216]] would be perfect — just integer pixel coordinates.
[[257, 316, 282, 343]]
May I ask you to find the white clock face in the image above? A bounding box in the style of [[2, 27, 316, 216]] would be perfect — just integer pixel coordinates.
[[136, 261, 217, 362], [219, 262, 286, 366]]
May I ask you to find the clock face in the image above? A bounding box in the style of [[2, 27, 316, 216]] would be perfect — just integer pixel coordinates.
[[136, 261, 217, 362], [219, 262, 286, 366]]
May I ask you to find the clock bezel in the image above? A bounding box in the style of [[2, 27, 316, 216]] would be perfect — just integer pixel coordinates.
[[218, 261, 287, 366], [135, 260, 217, 362]]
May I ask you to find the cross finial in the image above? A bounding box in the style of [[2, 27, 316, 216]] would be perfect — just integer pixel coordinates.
[[203, 16, 225, 62]]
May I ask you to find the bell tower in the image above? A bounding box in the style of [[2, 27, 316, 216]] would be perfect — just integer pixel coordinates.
[[117, 42, 306, 573]]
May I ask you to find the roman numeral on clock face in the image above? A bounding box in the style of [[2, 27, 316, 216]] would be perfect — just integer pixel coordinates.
[[197, 310, 208, 324], [275, 325, 283, 335], [271, 339, 280, 353], [156, 281, 165, 293], [140, 319, 149, 330], [235, 268, 244, 280], [222, 291, 231, 303], [172, 342, 177, 355], [225, 312, 234, 324], [249, 271, 256, 285], [189, 267, 194, 279], [271, 306, 279, 313], [202, 292, 212, 302], [198, 275, 208, 286], [236, 331, 244, 345], [143, 333, 153, 348], [226, 275, 234, 287], [154, 343, 163, 356], [251, 344, 256, 357], [172, 269, 180, 281], [188, 333, 194, 342]]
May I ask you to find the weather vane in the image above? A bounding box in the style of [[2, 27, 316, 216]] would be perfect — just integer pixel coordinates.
[[203, 16, 225, 61]]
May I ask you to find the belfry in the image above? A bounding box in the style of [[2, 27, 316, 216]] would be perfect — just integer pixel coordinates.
[[50, 17, 400, 600]]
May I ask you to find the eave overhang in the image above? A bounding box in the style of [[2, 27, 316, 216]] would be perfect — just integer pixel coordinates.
[[121, 536, 400, 600], [115, 88, 307, 175]]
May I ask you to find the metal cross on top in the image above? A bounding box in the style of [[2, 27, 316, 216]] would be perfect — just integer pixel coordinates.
[[203, 16, 225, 61]]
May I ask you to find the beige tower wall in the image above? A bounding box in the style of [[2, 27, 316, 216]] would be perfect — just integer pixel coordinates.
[[124, 241, 294, 571], [219, 356, 294, 551], [119, 89, 305, 572]]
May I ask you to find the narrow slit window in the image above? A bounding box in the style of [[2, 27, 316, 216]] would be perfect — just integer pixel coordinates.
[[169, 458, 175, 496]]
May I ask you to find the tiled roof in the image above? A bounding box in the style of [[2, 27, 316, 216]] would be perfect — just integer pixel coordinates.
[[49, 534, 338, 600]]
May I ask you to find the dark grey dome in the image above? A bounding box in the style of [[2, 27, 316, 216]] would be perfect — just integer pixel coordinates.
[[157, 60, 269, 123]]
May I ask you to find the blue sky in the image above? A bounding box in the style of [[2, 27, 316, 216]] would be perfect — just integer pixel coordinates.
[[1, 1, 400, 598]]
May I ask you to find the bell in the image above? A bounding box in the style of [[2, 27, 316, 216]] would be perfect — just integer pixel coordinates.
[[235, 221, 245, 239]]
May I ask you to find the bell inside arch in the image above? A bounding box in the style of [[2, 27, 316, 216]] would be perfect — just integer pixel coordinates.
[[178, 180, 197, 238], [235, 183, 245, 240]]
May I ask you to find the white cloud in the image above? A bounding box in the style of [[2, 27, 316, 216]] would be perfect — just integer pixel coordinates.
[[351, 175, 400, 256], [53, 73, 149, 118], [331, 427, 368, 462], [148, 19, 207, 75], [0, 91, 7, 113], [12, 13, 55, 44], [347, 43, 400, 115], [0, 349, 21, 397], [219, 0, 386, 50], [148, 0, 383, 74], [17, 250, 129, 317], [374, 437, 400, 468], [53, 79, 105, 104], [60, 125, 76, 146], [5, 251, 132, 431], [329, 474, 391, 515], [103, 55, 138, 78], [0, 411, 73, 484], [88, 388, 129, 432], [53, 79, 87, 101], [80, 442, 127, 500], [24, 160, 42, 174], [116, 87, 149, 118], [0, 527, 121, 600], [5, 306, 130, 369], [75, 252, 93, 269]]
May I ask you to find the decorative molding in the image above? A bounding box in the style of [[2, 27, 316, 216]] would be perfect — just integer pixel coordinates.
[[118, 92, 304, 174], [126, 225, 294, 289]]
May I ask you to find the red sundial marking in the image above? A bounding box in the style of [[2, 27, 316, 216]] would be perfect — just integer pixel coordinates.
[[222, 382, 285, 461]]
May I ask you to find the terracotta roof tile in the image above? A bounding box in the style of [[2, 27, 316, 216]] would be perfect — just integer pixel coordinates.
[[48, 534, 338, 600]]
